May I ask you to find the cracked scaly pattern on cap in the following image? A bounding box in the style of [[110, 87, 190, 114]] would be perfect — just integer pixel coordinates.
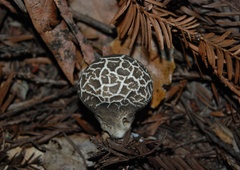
[[78, 54, 153, 138]]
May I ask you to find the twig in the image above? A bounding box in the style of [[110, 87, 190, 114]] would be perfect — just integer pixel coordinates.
[[72, 10, 116, 36], [16, 73, 68, 86], [0, 85, 77, 119]]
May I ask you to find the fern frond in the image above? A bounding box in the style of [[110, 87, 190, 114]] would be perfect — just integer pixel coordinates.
[[111, 0, 199, 51], [195, 31, 240, 98], [112, 0, 240, 99]]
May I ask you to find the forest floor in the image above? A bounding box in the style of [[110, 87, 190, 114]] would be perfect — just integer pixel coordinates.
[[0, 0, 240, 169]]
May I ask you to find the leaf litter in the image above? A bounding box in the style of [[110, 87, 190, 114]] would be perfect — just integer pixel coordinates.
[[0, 0, 240, 169]]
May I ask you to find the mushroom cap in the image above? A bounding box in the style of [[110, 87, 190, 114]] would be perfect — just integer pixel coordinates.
[[78, 54, 153, 138]]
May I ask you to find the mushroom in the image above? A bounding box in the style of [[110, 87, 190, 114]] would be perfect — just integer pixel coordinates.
[[78, 54, 153, 138]]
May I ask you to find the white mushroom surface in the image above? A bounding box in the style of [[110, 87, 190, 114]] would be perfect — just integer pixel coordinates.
[[78, 54, 153, 138]]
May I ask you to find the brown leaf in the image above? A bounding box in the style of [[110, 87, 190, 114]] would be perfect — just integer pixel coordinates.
[[143, 14, 148, 49], [211, 31, 231, 44], [217, 72, 240, 98], [158, 20, 171, 49], [216, 48, 224, 76], [128, 8, 137, 38], [149, 55, 175, 108], [53, 0, 95, 64], [184, 23, 200, 30], [181, 18, 198, 28], [110, 0, 131, 24], [129, 11, 140, 49], [0, 73, 14, 106], [176, 16, 195, 26], [171, 15, 187, 23], [166, 24, 172, 48], [149, 17, 164, 50], [146, 16, 152, 51], [180, 6, 206, 22], [181, 30, 188, 49], [210, 82, 219, 104], [233, 49, 240, 55], [132, 46, 175, 108], [216, 21, 240, 27], [198, 41, 206, 62], [229, 44, 240, 52], [206, 43, 215, 67], [225, 53, 233, 81], [140, 12, 147, 47], [234, 59, 240, 84], [24, 0, 76, 84], [165, 80, 187, 102], [217, 39, 237, 48], [119, 2, 134, 39], [204, 32, 215, 40], [109, 36, 131, 55], [211, 122, 233, 145], [1, 93, 16, 113], [210, 111, 225, 117], [202, 2, 228, 8]]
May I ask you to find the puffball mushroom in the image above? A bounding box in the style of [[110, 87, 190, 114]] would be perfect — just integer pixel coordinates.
[[78, 54, 153, 138]]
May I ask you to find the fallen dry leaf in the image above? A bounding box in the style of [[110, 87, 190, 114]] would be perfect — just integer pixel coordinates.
[[24, 0, 77, 84], [211, 121, 233, 145], [0, 72, 14, 107], [53, 0, 95, 65], [140, 50, 175, 108], [43, 134, 97, 169]]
